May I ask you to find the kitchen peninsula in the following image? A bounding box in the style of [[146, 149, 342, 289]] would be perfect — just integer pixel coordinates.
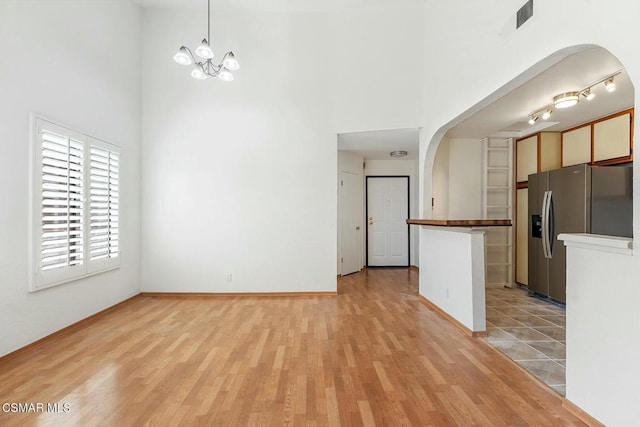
[[407, 218, 512, 337]]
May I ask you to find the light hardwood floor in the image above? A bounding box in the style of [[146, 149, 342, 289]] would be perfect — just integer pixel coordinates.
[[0, 268, 586, 426]]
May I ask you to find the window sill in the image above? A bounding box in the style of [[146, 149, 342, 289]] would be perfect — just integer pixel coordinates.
[[30, 265, 120, 293]]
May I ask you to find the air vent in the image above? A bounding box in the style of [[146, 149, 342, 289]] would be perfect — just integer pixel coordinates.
[[516, 0, 533, 29]]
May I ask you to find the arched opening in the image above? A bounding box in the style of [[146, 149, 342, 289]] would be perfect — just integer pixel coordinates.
[[418, 44, 635, 398]]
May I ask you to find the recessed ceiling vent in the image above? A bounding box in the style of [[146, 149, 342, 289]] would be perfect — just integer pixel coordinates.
[[516, 0, 533, 29]]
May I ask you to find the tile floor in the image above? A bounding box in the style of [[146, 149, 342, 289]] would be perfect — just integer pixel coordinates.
[[484, 286, 567, 396]]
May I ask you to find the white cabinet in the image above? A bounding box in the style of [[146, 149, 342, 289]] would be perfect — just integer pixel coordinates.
[[562, 110, 633, 166], [482, 137, 513, 287], [516, 135, 537, 182], [539, 132, 561, 172], [562, 125, 591, 167], [593, 112, 631, 162], [515, 188, 528, 285]]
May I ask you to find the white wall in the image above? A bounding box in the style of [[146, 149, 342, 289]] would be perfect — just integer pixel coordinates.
[[431, 138, 450, 218], [338, 151, 364, 275], [0, 0, 142, 357], [328, 4, 424, 133], [419, 228, 486, 332], [564, 242, 639, 425], [141, 8, 336, 292], [418, 1, 640, 424], [431, 138, 483, 219], [365, 159, 419, 266]]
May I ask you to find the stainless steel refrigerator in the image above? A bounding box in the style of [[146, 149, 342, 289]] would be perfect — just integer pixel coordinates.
[[528, 164, 632, 303]]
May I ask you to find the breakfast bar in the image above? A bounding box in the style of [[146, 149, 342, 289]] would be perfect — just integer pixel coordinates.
[[407, 219, 511, 337]]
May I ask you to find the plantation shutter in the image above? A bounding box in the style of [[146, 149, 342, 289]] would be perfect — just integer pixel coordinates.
[[40, 130, 84, 270], [89, 142, 120, 267], [32, 117, 121, 291]]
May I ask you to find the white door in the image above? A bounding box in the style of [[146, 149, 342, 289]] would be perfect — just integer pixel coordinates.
[[340, 171, 361, 275], [367, 177, 409, 266]]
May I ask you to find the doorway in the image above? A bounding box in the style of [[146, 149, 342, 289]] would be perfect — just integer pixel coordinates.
[[366, 176, 410, 267]]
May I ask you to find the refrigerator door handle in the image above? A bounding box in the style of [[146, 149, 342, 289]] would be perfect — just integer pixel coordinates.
[[541, 190, 550, 259], [548, 191, 555, 257]]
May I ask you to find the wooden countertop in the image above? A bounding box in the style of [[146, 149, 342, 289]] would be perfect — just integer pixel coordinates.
[[406, 219, 512, 227]]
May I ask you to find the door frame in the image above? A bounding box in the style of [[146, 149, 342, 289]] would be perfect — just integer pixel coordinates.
[[365, 175, 410, 267]]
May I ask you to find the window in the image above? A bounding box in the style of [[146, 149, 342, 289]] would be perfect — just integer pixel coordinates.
[[30, 116, 120, 291]]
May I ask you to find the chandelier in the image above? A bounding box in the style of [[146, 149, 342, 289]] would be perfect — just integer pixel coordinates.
[[172, 0, 239, 81]]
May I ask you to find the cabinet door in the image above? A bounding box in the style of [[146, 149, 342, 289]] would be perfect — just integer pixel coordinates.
[[516, 188, 528, 285], [593, 113, 631, 162], [516, 135, 537, 182], [562, 125, 591, 166], [539, 132, 561, 172]]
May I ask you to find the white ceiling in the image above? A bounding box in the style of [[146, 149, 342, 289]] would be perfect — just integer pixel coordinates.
[[135, 0, 420, 11], [338, 128, 420, 160], [446, 47, 634, 139]]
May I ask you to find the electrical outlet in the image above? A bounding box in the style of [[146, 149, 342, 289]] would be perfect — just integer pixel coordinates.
[[226, 273, 232, 282]]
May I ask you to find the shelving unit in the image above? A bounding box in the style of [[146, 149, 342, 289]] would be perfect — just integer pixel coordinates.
[[481, 137, 514, 288]]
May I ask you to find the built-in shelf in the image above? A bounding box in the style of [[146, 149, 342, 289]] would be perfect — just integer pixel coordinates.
[[482, 137, 514, 288]]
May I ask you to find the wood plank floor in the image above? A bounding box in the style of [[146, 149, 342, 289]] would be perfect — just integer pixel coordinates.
[[0, 268, 586, 426]]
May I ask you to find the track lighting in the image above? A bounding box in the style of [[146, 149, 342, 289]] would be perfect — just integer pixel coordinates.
[[527, 70, 622, 125], [605, 78, 616, 92]]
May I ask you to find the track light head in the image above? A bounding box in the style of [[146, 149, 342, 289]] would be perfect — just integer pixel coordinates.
[[542, 109, 552, 120], [528, 115, 539, 125], [581, 89, 595, 101], [605, 78, 616, 92]]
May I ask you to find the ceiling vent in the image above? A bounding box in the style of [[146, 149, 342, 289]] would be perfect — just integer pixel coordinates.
[[516, 0, 533, 29]]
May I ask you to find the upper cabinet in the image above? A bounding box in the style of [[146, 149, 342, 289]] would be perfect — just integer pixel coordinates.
[[562, 125, 591, 167], [516, 135, 537, 182], [593, 111, 632, 163], [516, 132, 562, 183], [539, 132, 561, 172], [561, 108, 634, 167]]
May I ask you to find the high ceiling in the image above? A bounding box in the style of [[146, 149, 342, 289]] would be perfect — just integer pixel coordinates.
[[140, 2, 634, 157]]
